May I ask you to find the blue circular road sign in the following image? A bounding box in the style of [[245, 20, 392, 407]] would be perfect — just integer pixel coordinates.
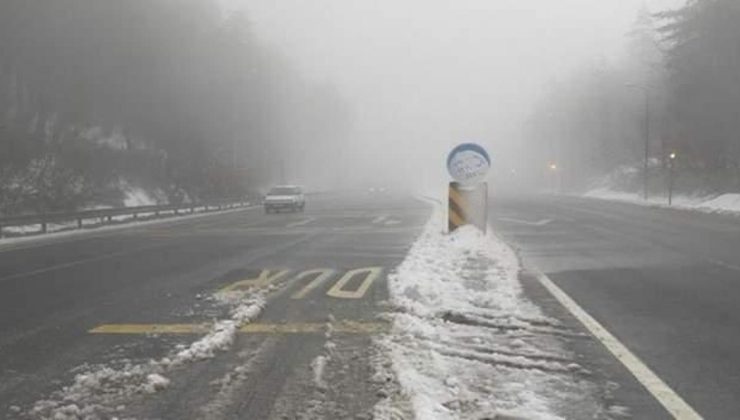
[[447, 143, 491, 185]]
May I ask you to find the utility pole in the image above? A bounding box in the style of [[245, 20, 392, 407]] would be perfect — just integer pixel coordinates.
[[668, 152, 676, 205], [643, 89, 650, 201], [626, 83, 651, 201]]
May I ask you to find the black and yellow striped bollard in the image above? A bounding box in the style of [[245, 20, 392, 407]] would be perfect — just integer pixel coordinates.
[[448, 181, 488, 233]]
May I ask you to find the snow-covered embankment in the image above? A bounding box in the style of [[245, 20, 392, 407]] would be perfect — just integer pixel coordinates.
[[585, 188, 740, 215]]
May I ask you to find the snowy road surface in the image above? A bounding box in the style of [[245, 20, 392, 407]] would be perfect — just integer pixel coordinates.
[[0, 191, 732, 419], [0, 192, 426, 419], [493, 193, 740, 420]]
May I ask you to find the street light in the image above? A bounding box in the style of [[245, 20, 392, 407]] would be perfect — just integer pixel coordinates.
[[547, 162, 560, 193], [626, 83, 651, 201]]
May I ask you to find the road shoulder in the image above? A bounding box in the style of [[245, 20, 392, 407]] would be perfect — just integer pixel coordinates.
[[517, 268, 671, 419]]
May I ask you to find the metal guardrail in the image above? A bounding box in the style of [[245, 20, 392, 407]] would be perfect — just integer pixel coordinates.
[[0, 199, 251, 238]]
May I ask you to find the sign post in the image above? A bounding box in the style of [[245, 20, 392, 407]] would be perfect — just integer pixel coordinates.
[[446, 143, 490, 233]]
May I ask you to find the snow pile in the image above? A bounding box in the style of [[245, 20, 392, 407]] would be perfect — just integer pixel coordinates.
[[584, 188, 740, 215], [2, 224, 44, 235], [583, 164, 740, 215], [142, 373, 171, 394], [375, 207, 593, 420], [118, 179, 162, 207], [171, 294, 265, 364], [123, 186, 157, 207], [3, 221, 79, 236], [311, 354, 329, 390], [309, 317, 339, 392], [28, 362, 170, 419], [690, 193, 740, 213], [27, 293, 265, 420]]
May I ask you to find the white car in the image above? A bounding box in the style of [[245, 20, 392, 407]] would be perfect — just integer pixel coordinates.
[[263, 185, 305, 213]]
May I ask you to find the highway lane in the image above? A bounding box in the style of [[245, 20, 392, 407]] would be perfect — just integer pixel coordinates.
[[0, 191, 429, 419], [491, 194, 740, 420]]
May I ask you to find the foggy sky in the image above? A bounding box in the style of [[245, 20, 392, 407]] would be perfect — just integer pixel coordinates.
[[223, 0, 681, 191]]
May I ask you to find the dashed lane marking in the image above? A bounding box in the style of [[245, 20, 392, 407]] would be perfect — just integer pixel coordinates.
[[533, 270, 702, 420], [89, 321, 388, 335], [286, 217, 316, 228], [372, 215, 388, 224], [498, 217, 553, 226]]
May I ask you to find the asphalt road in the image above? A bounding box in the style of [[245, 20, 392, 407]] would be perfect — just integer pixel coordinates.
[[0, 191, 429, 419], [7, 190, 738, 419], [491, 194, 740, 420]]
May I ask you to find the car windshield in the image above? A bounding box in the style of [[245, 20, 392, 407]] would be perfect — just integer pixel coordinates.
[[268, 187, 299, 195]]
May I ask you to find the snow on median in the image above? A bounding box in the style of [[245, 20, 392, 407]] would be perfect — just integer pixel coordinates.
[[374, 205, 606, 420], [26, 291, 266, 420]]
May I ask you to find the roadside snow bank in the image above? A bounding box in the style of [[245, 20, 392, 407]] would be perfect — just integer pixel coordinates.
[[123, 187, 158, 207], [375, 206, 599, 420], [0, 205, 252, 248], [699, 193, 740, 212], [584, 188, 740, 215], [27, 293, 265, 420]]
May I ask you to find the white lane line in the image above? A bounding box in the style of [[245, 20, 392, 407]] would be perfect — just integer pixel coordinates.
[[533, 270, 702, 420], [0, 243, 165, 283], [286, 217, 316, 228], [498, 217, 553, 226], [372, 215, 388, 224]]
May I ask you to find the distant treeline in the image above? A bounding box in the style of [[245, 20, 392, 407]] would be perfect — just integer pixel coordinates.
[[0, 1, 349, 214], [525, 0, 740, 193]]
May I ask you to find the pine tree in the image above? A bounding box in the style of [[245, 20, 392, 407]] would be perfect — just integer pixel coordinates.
[[658, 0, 740, 173]]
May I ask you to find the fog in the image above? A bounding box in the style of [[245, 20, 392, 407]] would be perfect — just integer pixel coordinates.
[[226, 0, 680, 192], [4, 0, 738, 214]]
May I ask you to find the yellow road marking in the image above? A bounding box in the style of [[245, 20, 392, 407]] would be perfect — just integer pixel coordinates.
[[449, 209, 465, 227], [448, 187, 469, 214], [326, 266, 382, 299], [89, 324, 211, 334], [333, 320, 388, 334], [290, 269, 336, 299], [219, 269, 290, 293], [241, 323, 325, 334], [89, 321, 388, 335]]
